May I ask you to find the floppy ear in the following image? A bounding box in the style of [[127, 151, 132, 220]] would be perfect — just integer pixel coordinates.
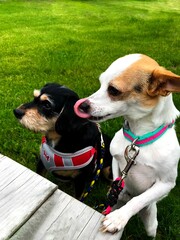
[[147, 66, 180, 96], [55, 98, 87, 135]]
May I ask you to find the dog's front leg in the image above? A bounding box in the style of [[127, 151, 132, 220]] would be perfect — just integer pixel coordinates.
[[102, 180, 175, 236], [112, 157, 121, 180], [139, 202, 157, 237]]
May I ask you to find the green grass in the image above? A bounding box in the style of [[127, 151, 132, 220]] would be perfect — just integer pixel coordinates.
[[0, 0, 179, 239]]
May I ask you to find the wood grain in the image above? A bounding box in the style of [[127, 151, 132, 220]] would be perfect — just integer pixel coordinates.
[[0, 155, 121, 240], [12, 190, 122, 240], [0, 156, 57, 239]]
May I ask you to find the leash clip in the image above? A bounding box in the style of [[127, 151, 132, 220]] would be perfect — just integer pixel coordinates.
[[124, 138, 139, 165], [102, 138, 140, 215]]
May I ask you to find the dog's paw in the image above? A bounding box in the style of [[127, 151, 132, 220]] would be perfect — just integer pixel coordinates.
[[100, 209, 128, 233]]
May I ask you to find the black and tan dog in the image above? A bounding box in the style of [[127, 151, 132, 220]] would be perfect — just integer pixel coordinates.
[[14, 83, 112, 199]]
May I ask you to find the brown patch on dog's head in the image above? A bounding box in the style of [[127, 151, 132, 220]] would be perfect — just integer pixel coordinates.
[[107, 55, 180, 108], [40, 94, 50, 102], [34, 90, 53, 105], [107, 55, 160, 107]]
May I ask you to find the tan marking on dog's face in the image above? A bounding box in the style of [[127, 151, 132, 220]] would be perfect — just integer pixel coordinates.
[[108, 55, 160, 108], [33, 89, 40, 98], [40, 94, 49, 101], [19, 108, 58, 133]]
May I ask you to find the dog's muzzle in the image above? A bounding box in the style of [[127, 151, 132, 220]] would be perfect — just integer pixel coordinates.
[[74, 98, 110, 122]]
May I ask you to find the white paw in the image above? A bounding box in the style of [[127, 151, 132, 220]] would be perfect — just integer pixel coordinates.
[[101, 209, 129, 233]]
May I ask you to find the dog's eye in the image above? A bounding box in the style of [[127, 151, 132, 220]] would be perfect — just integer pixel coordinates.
[[42, 100, 52, 110], [108, 85, 121, 96]]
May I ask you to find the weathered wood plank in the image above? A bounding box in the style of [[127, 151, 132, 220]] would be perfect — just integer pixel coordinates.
[[0, 155, 58, 240], [77, 210, 122, 240], [0, 156, 28, 191], [0, 154, 121, 239], [12, 190, 122, 240]]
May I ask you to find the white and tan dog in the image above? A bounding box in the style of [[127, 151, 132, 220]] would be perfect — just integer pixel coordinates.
[[74, 54, 180, 238]]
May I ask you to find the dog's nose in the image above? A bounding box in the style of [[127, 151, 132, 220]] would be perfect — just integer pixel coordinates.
[[74, 98, 91, 118], [13, 109, 25, 119], [79, 101, 90, 113]]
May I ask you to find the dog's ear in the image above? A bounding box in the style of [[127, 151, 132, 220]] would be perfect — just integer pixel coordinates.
[[55, 98, 87, 135], [147, 66, 180, 96]]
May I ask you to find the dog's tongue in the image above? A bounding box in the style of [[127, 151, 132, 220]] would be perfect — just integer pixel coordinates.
[[74, 98, 91, 119]]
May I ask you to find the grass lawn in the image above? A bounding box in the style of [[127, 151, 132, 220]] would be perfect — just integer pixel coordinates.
[[0, 0, 179, 239]]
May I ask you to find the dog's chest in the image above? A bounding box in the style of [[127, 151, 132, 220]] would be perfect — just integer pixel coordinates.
[[125, 163, 156, 195], [111, 129, 157, 195]]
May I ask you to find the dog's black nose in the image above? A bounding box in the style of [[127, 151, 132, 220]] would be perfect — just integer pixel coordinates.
[[13, 109, 25, 119], [79, 101, 90, 113]]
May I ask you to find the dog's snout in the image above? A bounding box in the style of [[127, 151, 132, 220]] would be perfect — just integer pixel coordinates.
[[74, 98, 91, 119], [13, 109, 25, 119]]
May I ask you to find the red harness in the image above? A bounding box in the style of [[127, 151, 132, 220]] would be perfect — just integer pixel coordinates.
[[40, 137, 96, 172]]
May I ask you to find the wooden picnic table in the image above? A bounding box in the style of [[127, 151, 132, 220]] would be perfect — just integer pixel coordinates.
[[0, 154, 122, 240]]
